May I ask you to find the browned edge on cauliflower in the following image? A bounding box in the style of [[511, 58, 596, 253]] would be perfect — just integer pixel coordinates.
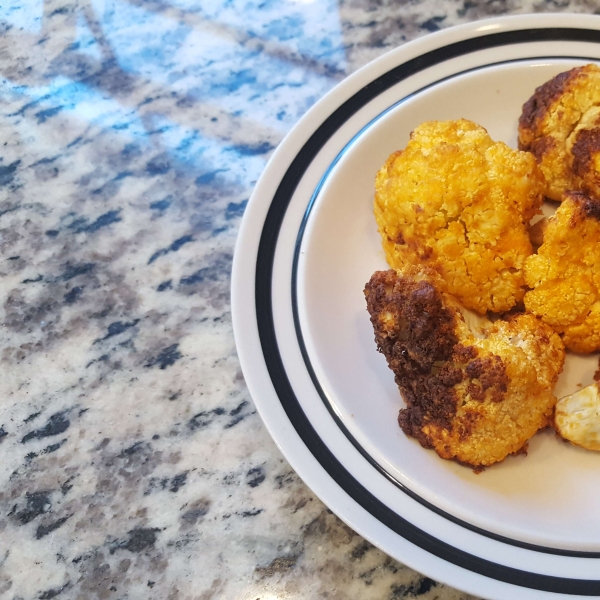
[[519, 63, 600, 201]]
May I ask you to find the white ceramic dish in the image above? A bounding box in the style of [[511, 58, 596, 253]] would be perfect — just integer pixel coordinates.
[[232, 14, 600, 600]]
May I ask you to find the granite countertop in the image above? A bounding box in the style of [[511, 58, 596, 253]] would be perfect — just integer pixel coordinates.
[[0, 1, 596, 599]]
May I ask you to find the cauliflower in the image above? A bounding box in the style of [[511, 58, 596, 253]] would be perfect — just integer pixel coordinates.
[[375, 119, 545, 314], [518, 63, 600, 201], [364, 266, 565, 468], [524, 191, 600, 353], [555, 381, 600, 451]]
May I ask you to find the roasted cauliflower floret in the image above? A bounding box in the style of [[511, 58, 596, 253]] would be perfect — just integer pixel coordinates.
[[518, 63, 600, 201], [524, 191, 600, 353], [364, 266, 565, 468], [375, 119, 545, 314], [555, 381, 600, 451]]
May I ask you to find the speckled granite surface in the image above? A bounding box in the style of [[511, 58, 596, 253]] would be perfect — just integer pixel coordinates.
[[0, 1, 597, 599]]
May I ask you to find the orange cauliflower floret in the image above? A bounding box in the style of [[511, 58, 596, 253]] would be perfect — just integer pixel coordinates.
[[375, 119, 545, 314], [524, 191, 600, 353], [518, 63, 600, 201], [364, 266, 565, 469]]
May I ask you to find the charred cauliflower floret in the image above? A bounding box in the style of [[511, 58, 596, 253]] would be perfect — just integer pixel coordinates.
[[364, 266, 565, 468], [375, 119, 545, 315], [518, 63, 600, 201], [524, 191, 600, 353]]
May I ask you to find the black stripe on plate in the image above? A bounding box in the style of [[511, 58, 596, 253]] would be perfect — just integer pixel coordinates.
[[255, 27, 600, 593]]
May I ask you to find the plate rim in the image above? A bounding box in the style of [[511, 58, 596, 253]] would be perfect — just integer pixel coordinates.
[[293, 56, 600, 554], [232, 13, 600, 599]]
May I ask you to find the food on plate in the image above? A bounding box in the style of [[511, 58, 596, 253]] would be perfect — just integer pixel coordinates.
[[518, 63, 600, 201], [374, 119, 545, 314], [555, 381, 600, 451], [524, 191, 600, 353], [364, 266, 565, 468]]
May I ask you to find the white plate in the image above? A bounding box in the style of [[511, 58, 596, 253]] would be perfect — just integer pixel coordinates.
[[232, 14, 600, 600]]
